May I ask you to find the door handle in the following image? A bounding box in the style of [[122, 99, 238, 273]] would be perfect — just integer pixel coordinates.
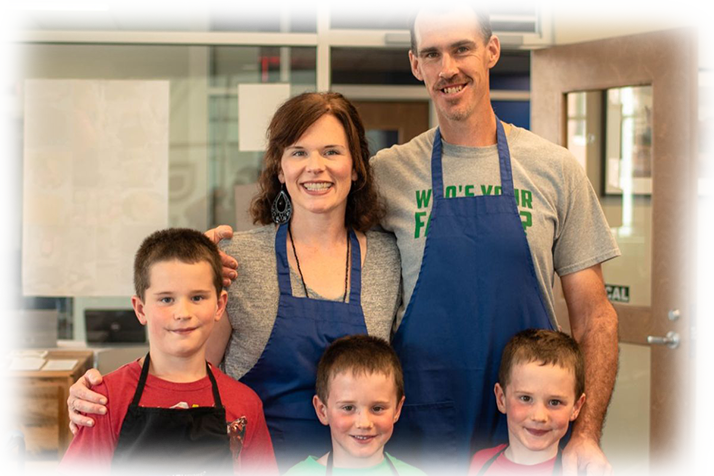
[[646, 331, 680, 349]]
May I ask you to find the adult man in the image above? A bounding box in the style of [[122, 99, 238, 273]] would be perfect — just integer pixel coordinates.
[[369, 5, 619, 475]]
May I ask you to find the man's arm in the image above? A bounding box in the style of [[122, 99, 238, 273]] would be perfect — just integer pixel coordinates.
[[560, 263, 617, 476]]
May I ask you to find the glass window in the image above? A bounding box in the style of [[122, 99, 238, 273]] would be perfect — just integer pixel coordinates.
[[331, 47, 417, 85], [209, 46, 317, 228], [491, 50, 531, 90], [17, 43, 316, 338], [330, 48, 529, 87], [492, 100, 530, 130], [0, 0, 317, 32]]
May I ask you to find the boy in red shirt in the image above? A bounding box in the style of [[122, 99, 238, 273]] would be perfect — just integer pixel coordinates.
[[469, 329, 587, 475], [61, 228, 277, 475]]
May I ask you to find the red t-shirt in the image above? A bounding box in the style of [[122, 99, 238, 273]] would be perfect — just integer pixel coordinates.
[[468, 444, 558, 476], [60, 360, 278, 475]]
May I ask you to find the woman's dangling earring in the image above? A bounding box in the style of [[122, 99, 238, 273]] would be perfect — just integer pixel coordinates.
[[271, 184, 292, 224]]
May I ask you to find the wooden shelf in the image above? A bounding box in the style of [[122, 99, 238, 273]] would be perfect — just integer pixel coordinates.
[[8, 350, 94, 459]]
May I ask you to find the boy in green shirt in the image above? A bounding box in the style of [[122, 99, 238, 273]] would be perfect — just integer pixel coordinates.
[[285, 335, 426, 476]]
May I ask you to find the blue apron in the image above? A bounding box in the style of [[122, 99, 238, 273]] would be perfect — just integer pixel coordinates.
[[389, 120, 554, 473], [239, 223, 369, 472]]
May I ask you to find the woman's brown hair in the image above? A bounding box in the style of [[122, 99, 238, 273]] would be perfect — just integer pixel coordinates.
[[250, 92, 384, 232]]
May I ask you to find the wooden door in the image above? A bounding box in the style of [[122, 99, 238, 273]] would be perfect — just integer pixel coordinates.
[[352, 101, 430, 154], [531, 28, 697, 472]]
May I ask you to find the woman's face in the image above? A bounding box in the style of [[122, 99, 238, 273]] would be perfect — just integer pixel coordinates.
[[279, 114, 357, 222]]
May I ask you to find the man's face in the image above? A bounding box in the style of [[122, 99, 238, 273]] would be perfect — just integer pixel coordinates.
[[409, 6, 500, 125]]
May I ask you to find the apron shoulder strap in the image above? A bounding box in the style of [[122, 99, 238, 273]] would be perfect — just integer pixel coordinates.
[[476, 445, 562, 476], [554, 446, 563, 475], [132, 353, 224, 409], [274, 223, 293, 296], [205, 362, 224, 409], [383, 452, 401, 476], [495, 118, 516, 198], [130, 353, 152, 407], [327, 452, 400, 476], [347, 228, 362, 305], [475, 445, 507, 476]]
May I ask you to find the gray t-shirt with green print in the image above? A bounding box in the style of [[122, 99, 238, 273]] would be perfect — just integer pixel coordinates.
[[371, 125, 620, 329]]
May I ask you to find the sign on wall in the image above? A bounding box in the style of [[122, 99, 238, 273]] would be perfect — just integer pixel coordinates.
[[606, 284, 631, 303], [22, 80, 169, 296]]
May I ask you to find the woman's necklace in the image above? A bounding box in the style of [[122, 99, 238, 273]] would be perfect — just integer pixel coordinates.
[[288, 223, 350, 302]]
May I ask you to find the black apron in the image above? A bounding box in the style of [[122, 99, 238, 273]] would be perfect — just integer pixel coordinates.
[[112, 354, 233, 475]]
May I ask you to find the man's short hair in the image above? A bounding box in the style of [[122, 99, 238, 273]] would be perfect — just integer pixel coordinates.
[[133, 228, 223, 301], [498, 329, 585, 398], [408, 4, 493, 54], [315, 335, 404, 404]]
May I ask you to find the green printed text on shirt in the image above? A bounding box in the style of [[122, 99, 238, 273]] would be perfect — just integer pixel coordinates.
[[413, 185, 534, 239]]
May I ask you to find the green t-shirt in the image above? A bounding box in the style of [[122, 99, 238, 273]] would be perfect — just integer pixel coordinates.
[[284, 453, 427, 476]]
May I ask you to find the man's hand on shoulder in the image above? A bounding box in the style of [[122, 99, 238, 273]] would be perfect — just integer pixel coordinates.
[[562, 434, 612, 476], [205, 225, 237, 287]]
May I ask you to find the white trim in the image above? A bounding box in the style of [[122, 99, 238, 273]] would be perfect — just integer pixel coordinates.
[[699, 71, 714, 88], [5, 2, 109, 12], [327, 29, 410, 47], [326, 29, 547, 50], [699, 178, 714, 197], [491, 13, 538, 23], [491, 90, 531, 101], [536, 0, 555, 46], [279, 9, 292, 83], [332, 85, 529, 102], [331, 85, 429, 100], [316, 5, 331, 92], [17, 29, 551, 50], [17, 30, 319, 46], [0, 20, 552, 51]]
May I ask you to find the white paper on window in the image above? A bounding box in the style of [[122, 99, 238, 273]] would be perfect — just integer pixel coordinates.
[[22, 79, 169, 296], [238, 83, 291, 151]]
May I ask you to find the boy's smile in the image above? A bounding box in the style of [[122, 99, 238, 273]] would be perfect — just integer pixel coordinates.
[[495, 361, 586, 465], [313, 370, 405, 469], [132, 259, 227, 377]]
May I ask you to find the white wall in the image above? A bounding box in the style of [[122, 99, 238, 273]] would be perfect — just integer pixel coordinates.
[[553, 0, 714, 68], [554, 0, 714, 476]]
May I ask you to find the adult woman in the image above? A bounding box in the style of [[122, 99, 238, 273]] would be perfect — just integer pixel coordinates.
[[67, 93, 401, 471]]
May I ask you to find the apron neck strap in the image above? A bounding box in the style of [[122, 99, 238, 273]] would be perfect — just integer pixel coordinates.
[[275, 223, 362, 302], [476, 445, 563, 476], [205, 362, 224, 408], [131, 353, 223, 408], [325, 451, 399, 476], [275, 223, 292, 295], [347, 228, 362, 304], [430, 117, 515, 200], [494, 119, 515, 197]]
